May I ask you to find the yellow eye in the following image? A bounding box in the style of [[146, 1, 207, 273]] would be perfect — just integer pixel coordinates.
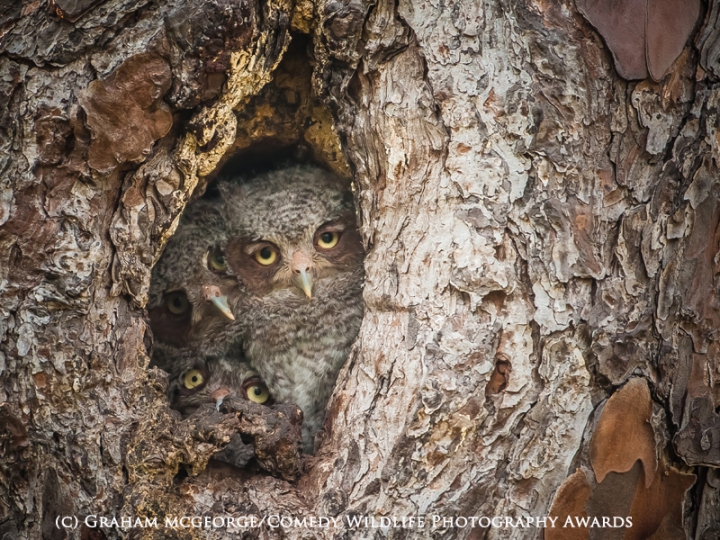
[[165, 292, 190, 315], [254, 246, 277, 266], [182, 369, 205, 390], [208, 248, 227, 272], [317, 231, 339, 249], [246, 383, 270, 404]]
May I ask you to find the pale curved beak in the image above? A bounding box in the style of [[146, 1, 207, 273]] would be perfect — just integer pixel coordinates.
[[291, 251, 314, 298], [211, 387, 231, 411], [295, 269, 313, 299], [210, 295, 235, 320], [202, 285, 235, 320]]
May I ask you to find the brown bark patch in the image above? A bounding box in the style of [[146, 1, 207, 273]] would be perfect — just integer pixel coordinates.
[[590, 464, 643, 539], [645, 0, 700, 81], [576, 0, 647, 80], [590, 378, 657, 487], [625, 458, 695, 540], [549, 457, 695, 540], [79, 53, 172, 174], [576, 0, 700, 81], [546, 468, 592, 540]]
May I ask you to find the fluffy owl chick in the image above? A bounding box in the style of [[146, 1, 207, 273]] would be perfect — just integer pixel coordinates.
[[220, 165, 365, 452], [164, 351, 275, 470], [148, 197, 241, 364], [165, 351, 273, 417]]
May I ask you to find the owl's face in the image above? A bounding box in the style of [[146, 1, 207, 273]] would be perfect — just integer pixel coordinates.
[[168, 355, 273, 416], [224, 214, 363, 299], [148, 199, 239, 347], [221, 167, 364, 300]]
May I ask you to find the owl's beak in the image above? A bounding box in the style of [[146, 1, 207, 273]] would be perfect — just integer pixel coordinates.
[[295, 269, 313, 299], [210, 295, 235, 320], [211, 387, 230, 411], [291, 251, 314, 298], [202, 285, 235, 320]]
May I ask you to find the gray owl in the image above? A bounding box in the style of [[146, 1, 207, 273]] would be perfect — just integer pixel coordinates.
[[163, 349, 278, 469], [147, 196, 307, 471], [219, 165, 365, 452], [148, 197, 241, 364], [163, 351, 271, 416]]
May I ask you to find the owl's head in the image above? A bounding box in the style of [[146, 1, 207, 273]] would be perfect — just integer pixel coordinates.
[[148, 199, 238, 346], [219, 166, 364, 300], [167, 354, 273, 417]]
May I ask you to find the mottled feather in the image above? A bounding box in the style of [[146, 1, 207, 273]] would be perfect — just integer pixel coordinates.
[[219, 166, 365, 452], [148, 198, 243, 362]]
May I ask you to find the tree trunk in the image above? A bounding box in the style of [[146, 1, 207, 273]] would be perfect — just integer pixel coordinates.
[[1, 0, 719, 539]]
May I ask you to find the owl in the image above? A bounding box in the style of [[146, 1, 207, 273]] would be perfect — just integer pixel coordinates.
[[148, 197, 307, 470], [148, 197, 242, 365], [163, 350, 272, 416], [163, 349, 279, 470], [219, 165, 365, 452]]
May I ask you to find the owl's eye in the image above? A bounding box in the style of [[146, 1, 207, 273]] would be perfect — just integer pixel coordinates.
[[182, 369, 205, 390], [254, 246, 278, 266], [316, 231, 340, 249], [245, 382, 270, 404], [208, 248, 227, 273], [165, 292, 190, 315], [242, 377, 271, 404]]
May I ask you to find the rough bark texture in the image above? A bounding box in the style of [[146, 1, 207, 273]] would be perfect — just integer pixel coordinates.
[[2, 0, 720, 539]]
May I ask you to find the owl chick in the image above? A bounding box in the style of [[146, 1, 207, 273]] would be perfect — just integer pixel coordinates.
[[219, 165, 365, 452], [148, 197, 241, 364], [163, 350, 272, 416], [163, 350, 276, 470]]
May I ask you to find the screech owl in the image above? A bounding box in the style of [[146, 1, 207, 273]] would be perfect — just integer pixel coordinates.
[[162, 349, 272, 416], [219, 165, 365, 452], [147, 195, 307, 471], [161, 348, 278, 469], [148, 197, 241, 365]]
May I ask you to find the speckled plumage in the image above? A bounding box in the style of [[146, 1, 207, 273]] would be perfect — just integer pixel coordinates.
[[148, 197, 243, 367], [161, 349, 274, 469], [160, 348, 270, 416], [219, 166, 365, 452]]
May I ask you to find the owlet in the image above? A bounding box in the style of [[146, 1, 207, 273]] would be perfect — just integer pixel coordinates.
[[163, 350, 272, 416], [148, 197, 241, 369], [219, 165, 365, 452], [163, 350, 275, 469]]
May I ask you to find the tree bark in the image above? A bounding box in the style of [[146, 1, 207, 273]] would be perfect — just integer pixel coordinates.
[[1, 0, 719, 539]]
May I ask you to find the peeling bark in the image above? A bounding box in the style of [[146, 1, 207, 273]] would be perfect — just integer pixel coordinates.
[[2, 0, 720, 539]]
